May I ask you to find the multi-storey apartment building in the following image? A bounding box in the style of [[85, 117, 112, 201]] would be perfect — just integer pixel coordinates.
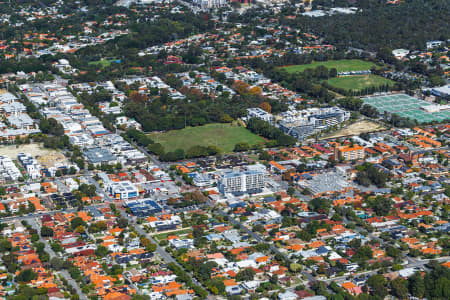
[[218, 170, 265, 195], [335, 144, 365, 161]]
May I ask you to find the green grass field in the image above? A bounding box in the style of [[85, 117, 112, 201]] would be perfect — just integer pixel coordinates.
[[149, 123, 265, 153], [326, 75, 395, 91], [281, 59, 377, 73], [88, 59, 111, 68]]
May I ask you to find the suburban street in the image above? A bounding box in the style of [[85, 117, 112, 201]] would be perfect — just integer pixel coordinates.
[[216, 208, 317, 283], [116, 208, 212, 297], [29, 218, 88, 300]]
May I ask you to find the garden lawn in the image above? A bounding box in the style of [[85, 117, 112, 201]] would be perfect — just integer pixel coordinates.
[[281, 59, 378, 73], [325, 75, 395, 91], [149, 123, 265, 153]]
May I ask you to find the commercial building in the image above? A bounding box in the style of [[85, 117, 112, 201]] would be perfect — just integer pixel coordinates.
[[218, 170, 265, 195], [108, 181, 139, 200], [192, 172, 214, 187], [124, 198, 163, 217], [83, 147, 118, 166], [296, 171, 352, 197], [335, 144, 365, 161], [428, 85, 450, 98], [192, 0, 228, 9]]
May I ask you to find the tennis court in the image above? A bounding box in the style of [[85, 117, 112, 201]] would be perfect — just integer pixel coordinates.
[[362, 94, 450, 124]]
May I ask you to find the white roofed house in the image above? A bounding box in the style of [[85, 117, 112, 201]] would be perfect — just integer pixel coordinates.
[[61, 121, 83, 135], [7, 114, 35, 130], [0, 101, 26, 116], [392, 49, 410, 60], [0, 92, 18, 104]]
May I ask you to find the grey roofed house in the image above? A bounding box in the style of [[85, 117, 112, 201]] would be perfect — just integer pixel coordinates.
[[302, 296, 327, 300], [176, 295, 193, 300], [83, 147, 117, 165], [223, 229, 241, 243], [278, 291, 298, 300], [229, 241, 251, 249], [316, 246, 329, 255], [169, 238, 194, 250], [88, 207, 104, 220], [226, 285, 243, 295]]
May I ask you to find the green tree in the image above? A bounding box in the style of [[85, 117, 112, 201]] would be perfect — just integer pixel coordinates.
[[95, 245, 109, 257], [78, 184, 97, 197], [287, 187, 296, 197], [70, 217, 87, 230], [117, 217, 128, 228], [41, 225, 54, 237], [16, 269, 38, 282], [369, 196, 392, 216], [386, 246, 401, 260], [234, 142, 250, 152], [308, 198, 331, 213], [390, 277, 408, 299], [289, 263, 302, 273], [0, 239, 12, 252], [352, 245, 373, 261], [236, 268, 256, 281], [367, 274, 388, 298], [50, 257, 64, 270], [408, 272, 425, 298]]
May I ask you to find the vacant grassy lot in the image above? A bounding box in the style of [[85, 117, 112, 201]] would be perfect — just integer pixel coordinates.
[[149, 123, 265, 153], [153, 228, 192, 241], [281, 59, 377, 73], [326, 75, 394, 91], [321, 120, 387, 139]]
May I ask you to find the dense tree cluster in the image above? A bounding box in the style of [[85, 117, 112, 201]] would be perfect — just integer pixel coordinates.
[[39, 118, 64, 136], [386, 113, 419, 128], [166, 262, 208, 298], [125, 128, 154, 147], [288, 0, 450, 51], [170, 191, 208, 208], [308, 198, 331, 214], [338, 97, 363, 111], [247, 118, 296, 147], [356, 163, 388, 187], [123, 89, 277, 133]]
